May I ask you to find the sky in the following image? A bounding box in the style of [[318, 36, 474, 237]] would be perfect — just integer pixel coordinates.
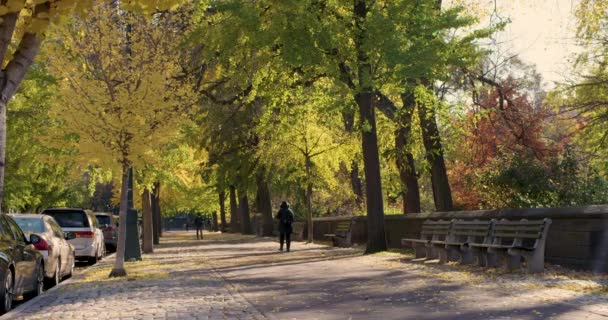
[[446, 0, 581, 87], [493, 0, 580, 86]]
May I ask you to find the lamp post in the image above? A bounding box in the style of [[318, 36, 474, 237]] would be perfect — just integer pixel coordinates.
[[125, 167, 142, 261]]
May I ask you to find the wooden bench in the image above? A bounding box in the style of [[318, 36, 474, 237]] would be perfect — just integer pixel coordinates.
[[444, 220, 494, 265], [401, 220, 452, 260], [402, 218, 552, 272], [469, 218, 552, 273], [323, 220, 354, 247]]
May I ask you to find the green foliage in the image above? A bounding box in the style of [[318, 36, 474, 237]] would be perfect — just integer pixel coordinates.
[[475, 146, 608, 209], [3, 65, 92, 212]]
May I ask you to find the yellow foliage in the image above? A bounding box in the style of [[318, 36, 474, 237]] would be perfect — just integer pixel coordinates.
[[43, 3, 195, 177]]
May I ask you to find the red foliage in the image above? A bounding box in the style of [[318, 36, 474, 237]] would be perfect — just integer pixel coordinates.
[[449, 76, 567, 209]]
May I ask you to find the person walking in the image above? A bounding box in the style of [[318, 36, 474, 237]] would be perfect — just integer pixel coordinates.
[[275, 201, 295, 252], [194, 215, 204, 240]]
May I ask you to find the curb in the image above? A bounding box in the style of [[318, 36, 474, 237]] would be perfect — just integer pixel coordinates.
[[0, 252, 117, 320]]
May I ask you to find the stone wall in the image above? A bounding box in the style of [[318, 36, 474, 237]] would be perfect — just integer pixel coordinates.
[[312, 205, 608, 271]]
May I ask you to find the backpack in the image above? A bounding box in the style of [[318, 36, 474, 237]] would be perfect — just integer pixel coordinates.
[[281, 209, 293, 225]]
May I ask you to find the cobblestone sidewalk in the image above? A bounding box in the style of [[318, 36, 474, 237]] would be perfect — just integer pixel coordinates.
[[1, 232, 267, 320], [5, 231, 608, 320]]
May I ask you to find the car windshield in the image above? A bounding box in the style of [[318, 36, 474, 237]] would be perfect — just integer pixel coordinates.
[[96, 215, 112, 226], [44, 211, 89, 228], [13, 217, 44, 234]]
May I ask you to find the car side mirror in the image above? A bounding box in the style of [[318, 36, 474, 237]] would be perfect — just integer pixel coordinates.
[[64, 232, 76, 240], [29, 234, 41, 245]]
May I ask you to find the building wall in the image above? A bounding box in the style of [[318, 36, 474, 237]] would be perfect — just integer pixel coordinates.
[[312, 205, 608, 271]]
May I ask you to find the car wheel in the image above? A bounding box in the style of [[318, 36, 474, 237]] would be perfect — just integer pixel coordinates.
[[26, 263, 44, 299], [0, 268, 13, 314], [66, 255, 75, 279], [34, 263, 44, 296], [45, 259, 60, 289]]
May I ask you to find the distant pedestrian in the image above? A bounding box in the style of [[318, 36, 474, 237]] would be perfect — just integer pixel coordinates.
[[275, 201, 295, 252], [194, 215, 204, 240]]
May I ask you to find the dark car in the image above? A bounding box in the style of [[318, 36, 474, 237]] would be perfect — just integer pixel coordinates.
[[94, 212, 117, 251], [0, 214, 45, 314]]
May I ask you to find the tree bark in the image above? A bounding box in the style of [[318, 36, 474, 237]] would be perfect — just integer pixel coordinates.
[[354, 0, 387, 253], [418, 83, 453, 212], [229, 185, 239, 232], [256, 171, 274, 237], [152, 182, 162, 242], [211, 211, 219, 232], [0, 99, 6, 212], [238, 189, 252, 234], [350, 162, 364, 208], [110, 164, 129, 277], [141, 188, 153, 253], [218, 190, 227, 232], [0, 12, 19, 64], [342, 109, 364, 207], [305, 157, 314, 242], [396, 90, 421, 214]]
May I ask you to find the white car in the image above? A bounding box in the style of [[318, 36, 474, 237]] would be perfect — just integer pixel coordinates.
[[10, 214, 76, 288], [41, 208, 105, 265]]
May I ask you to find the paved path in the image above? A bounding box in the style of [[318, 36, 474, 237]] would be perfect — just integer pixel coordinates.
[[2, 232, 265, 320], [4, 231, 608, 319]]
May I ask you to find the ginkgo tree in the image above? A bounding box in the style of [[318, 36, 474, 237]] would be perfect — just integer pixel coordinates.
[[0, 0, 187, 212], [44, 2, 193, 277], [256, 78, 356, 242]]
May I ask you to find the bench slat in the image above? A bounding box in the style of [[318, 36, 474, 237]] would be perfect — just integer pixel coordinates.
[[494, 226, 544, 231], [452, 225, 490, 230], [402, 239, 429, 244], [452, 231, 489, 236], [495, 220, 545, 225], [452, 221, 489, 224], [493, 232, 541, 239], [445, 242, 465, 246]]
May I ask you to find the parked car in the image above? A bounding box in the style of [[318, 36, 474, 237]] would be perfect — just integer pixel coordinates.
[[10, 214, 76, 288], [0, 214, 44, 314], [94, 212, 117, 251], [41, 208, 105, 265]]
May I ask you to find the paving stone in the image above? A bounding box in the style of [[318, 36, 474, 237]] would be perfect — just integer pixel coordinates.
[[0, 232, 267, 320]]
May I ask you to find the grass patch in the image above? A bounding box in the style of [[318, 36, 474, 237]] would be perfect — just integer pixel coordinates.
[[75, 259, 170, 284]]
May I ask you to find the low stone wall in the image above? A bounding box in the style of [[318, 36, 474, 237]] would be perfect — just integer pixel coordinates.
[[312, 205, 608, 271]]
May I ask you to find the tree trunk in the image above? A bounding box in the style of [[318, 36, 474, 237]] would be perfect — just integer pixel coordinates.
[[305, 157, 314, 243], [152, 182, 162, 242], [229, 185, 239, 232], [418, 84, 453, 212], [110, 164, 129, 277], [0, 100, 6, 212], [141, 188, 153, 253], [354, 0, 387, 253], [218, 190, 227, 232], [211, 211, 219, 232], [350, 162, 364, 208], [256, 171, 274, 237], [396, 90, 421, 214], [239, 189, 252, 234], [342, 109, 364, 207], [151, 193, 159, 245]]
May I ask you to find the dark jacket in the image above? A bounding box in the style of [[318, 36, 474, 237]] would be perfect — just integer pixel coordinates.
[[194, 217, 203, 228], [275, 207, 294, 234]]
